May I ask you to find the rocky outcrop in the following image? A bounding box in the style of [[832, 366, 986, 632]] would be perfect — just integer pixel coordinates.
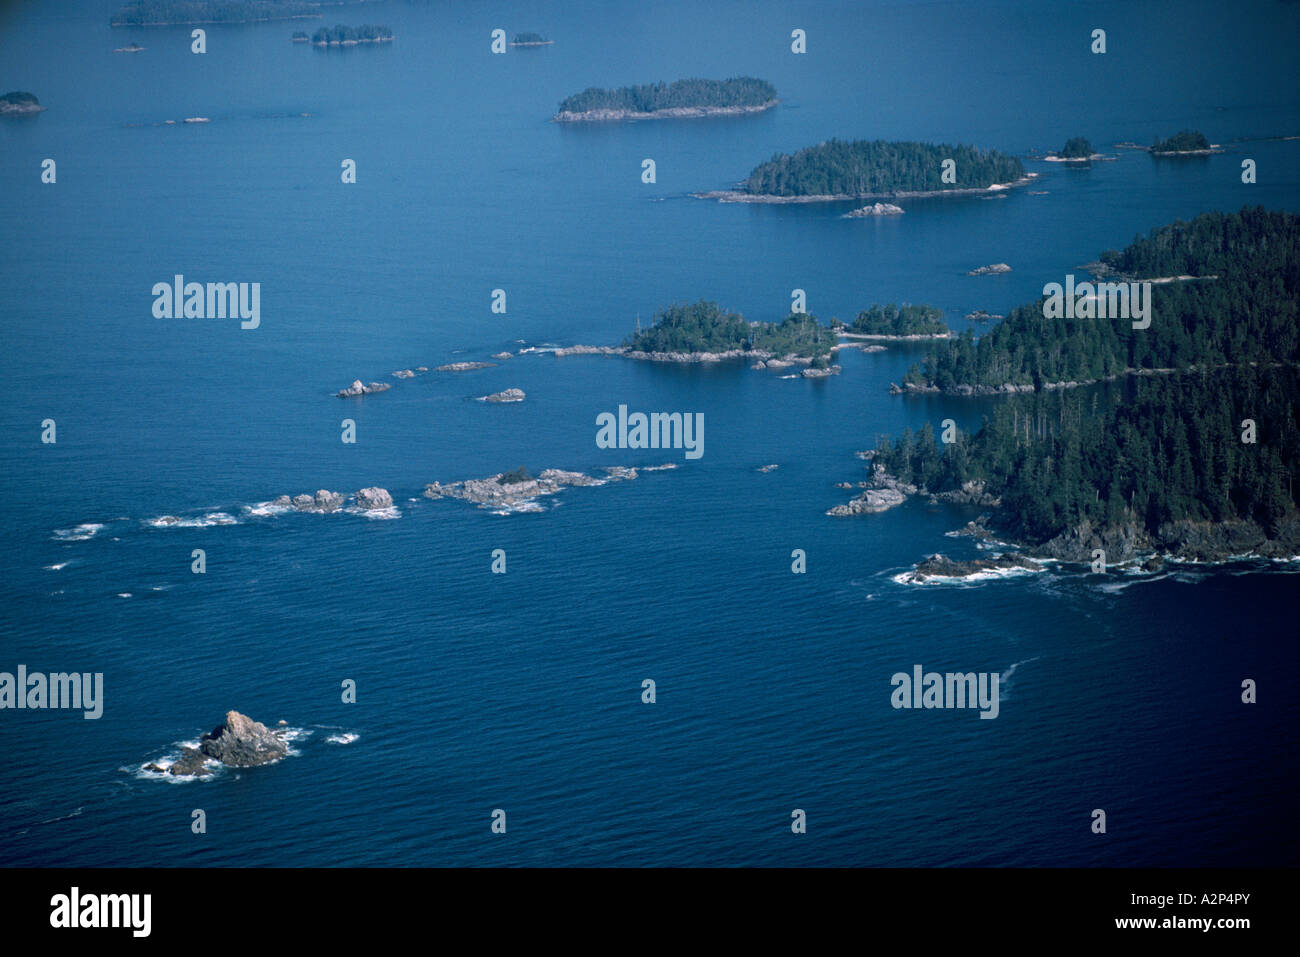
[[828, 465, 915, 515], [393, 369, 416, 379], [480, 388, 526, 403], [931, 480, 1001, 507], [271, 490, 345, 513], [199, 711, 289, 767], [491, 352, 513, 360], [356, 487, 393, 510], [147, 710, 289, 777], [0, 92, 44, 115], [801, 364, 842, 378], [967, 263, 1012, 276], [906, 552, 1041, 582], [553, 345, 625, 357], [337, 379, 391, 397], [844, 202, 904, 217], [423, 467, 633, 509], [436, 361, 495, 372], [827, 487, 907, 516]]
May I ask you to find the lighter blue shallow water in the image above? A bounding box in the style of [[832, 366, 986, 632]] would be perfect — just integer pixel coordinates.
[[1, 0, 1297, 867]]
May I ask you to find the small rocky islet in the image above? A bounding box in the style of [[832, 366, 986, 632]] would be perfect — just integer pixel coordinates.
[[145, 710, 289, 778]]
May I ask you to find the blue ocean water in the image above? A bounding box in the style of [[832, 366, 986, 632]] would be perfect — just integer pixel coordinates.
[[1, 0, 1297, 866]]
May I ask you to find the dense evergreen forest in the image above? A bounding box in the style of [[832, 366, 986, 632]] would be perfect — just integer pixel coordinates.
[[1151, 129, 1211, 152], [875, 368, 1298, 546], [111, 0, 318, 25], [742, 139, 1025, 197], [905, 208, 1300, 392], [875, 207, 1300, 550], [312, 24, 392, 43], [624, 301, 835, 359], [1057, 136, 1092, 158], [556, 77, 776, 114], [850, 304, 947, 336]]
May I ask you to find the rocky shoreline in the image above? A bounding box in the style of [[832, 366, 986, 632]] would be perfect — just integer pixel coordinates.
[[697, 173, 1038, 204], [835, 457, 1300, 567], [554, 100, 777, 123]]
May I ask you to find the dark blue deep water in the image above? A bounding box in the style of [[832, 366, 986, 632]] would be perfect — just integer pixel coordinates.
[[1, 0, 1297, 866]]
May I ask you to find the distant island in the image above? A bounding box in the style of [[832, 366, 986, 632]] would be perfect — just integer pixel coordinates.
[[511, 32, 552, 47], [701, 139, 1029, 202], [1151, 129, 1213, 155], [114, 42, 146, 53], [0, 91, 43, 116], [111, 1, 320, 26], [554, 77, 777, 122], [312, 24, 392, 46], [291, 31, 308, 42], [1044, 136, 1104, 162]]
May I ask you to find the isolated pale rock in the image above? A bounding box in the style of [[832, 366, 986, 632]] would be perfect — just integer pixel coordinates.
[[356, 487, 393, 510]]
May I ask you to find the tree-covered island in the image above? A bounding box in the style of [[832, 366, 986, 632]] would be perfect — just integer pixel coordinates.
[[1151, 129, 1212, 154], [846, 303, 949, 338], [619, 300, 838, 371], [703, 139, 1028, 202], [554, 77, 777, 122], [0, 92, 44, 115], [111, 1, 320, 26], [312, 24, 392, 45]]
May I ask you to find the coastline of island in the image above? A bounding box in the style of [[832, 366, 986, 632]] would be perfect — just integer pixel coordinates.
[[698, 174, 1038, 204]]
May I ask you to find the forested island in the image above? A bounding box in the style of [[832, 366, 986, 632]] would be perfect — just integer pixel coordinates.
[[0, 92, 43, 115], [1151, 129, 1212, 154], [899, 207, 1296, 394], [1057, 136, 1092, 159], [704, 139, 1028, 202], [312, 24, 392, 45], [862, 207, 1300, 564], [511, 32, 552, 46], [111, 0, 319, 25], [623, 300, 838, 368], [554, 77, 777, 122], [845, 304, 949, 338]]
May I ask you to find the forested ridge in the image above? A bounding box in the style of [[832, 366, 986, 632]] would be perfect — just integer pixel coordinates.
[[905, 208, 1300, 392], [742, 139, 1025, 197], [875, 369, 1298, 546], [874, 208, 1300, 552]]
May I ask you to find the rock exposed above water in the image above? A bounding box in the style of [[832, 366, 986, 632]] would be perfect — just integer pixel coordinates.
[[337, 379, 391, 397], [967, 263, 1012, 276], [271, 490, 345, 513], [436, 361, 496, 372], [827, 465, 915, 516], [356, 487, 393, 510], [147, 710, 289, 777], [908, 553, 1041, 582], [480, 388, 526, 403], [198, 710, 289, 767], [424, 467, 633, 509], [844, 202, 904, 217]]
